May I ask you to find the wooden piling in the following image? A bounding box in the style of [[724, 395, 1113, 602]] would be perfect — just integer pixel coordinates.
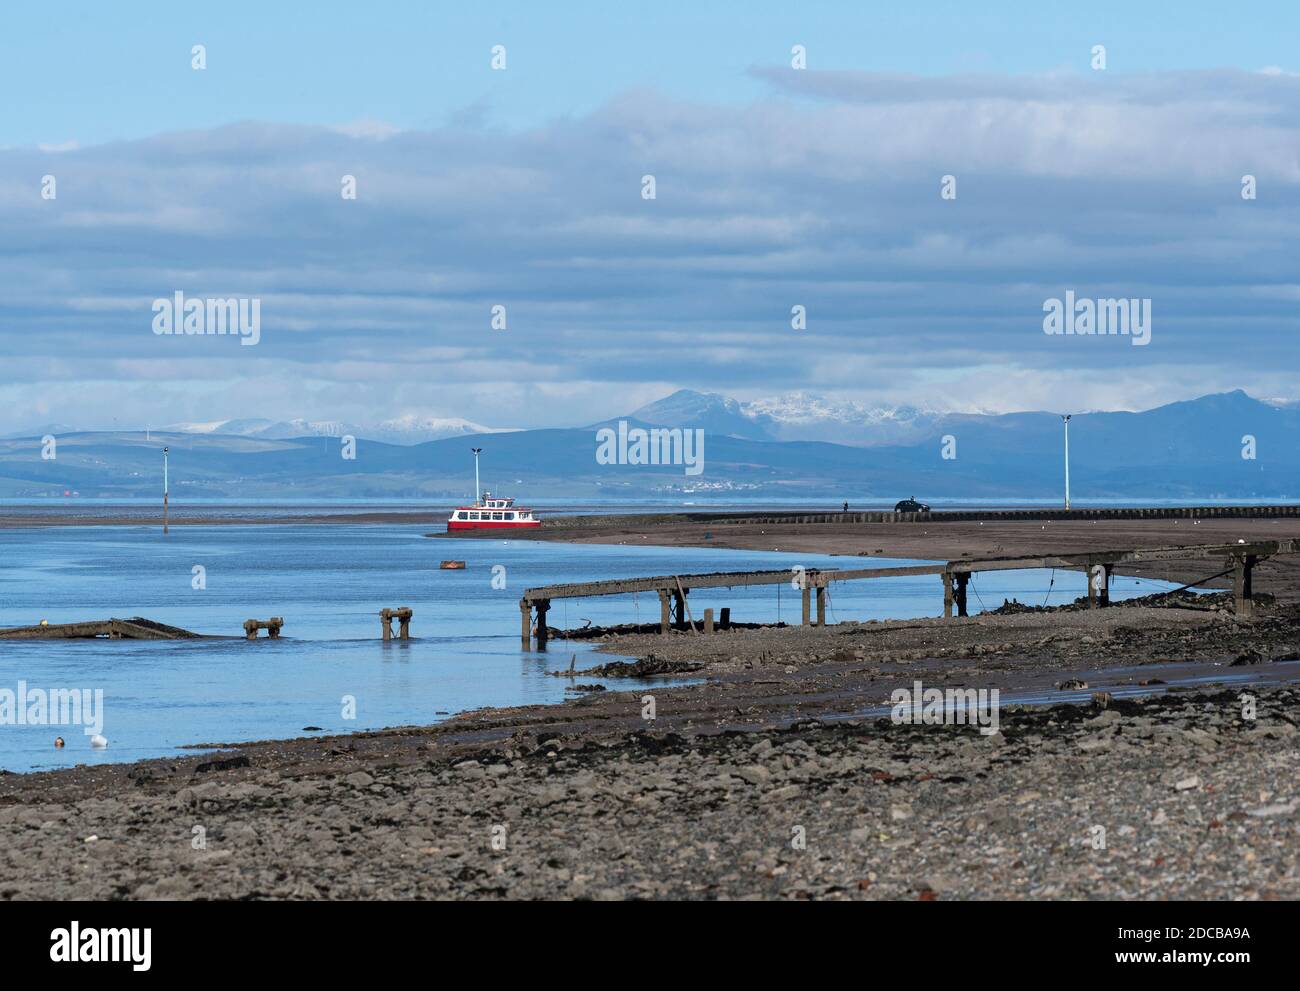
[[942, 571, 954, 618], [1233, 554, 1256, 616], [801, 584, 811, 626], [719, 607, 731, 630], [703, 607, 714, 634], [672, 577, 698, 634], [815, 585, 826, 626], [520, 599, 532, 649], [658, 590, 671, 634], [954, 573, 969, 617]]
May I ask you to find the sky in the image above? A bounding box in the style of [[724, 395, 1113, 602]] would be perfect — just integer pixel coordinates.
[[2, 1, 1299, 431]]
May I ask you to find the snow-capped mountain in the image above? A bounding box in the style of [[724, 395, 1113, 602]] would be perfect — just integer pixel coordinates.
[[163, 418, 359, 439], [0, 422, 80, 440], [159, 415, 509, 445], [742, 392, 952, 445], [620, 391, 773, 440], [622, 389, 954, 446], [370, 415, 513, 445]]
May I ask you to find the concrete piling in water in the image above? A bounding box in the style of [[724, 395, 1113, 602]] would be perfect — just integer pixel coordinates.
[[517, 598, 550, 649], [243, 618, 284, 640], [535, 599, 550, 648], [380, 607, 413, 641]]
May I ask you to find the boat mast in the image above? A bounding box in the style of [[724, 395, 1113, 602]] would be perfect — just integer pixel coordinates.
[[471, 447, 482, 506]]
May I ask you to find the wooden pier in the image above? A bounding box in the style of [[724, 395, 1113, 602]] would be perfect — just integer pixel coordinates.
[[519, 539, 1297, 648]]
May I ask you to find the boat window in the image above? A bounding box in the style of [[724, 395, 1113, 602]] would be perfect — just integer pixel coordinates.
[[457, 512, 467, 520], [469, 512, 480, 520], [505, 512, 515, 520], [492, 512, 504, 520]]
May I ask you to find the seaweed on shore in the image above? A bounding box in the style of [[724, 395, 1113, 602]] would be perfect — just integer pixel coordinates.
[[551, 654, 704, 678], [985, 589, 1262, 616]]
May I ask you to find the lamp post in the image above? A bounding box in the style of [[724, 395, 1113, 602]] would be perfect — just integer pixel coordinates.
[[1060, 415, 1071, 511], [163, 446, 170, 535], [471, 447, 482, 506]]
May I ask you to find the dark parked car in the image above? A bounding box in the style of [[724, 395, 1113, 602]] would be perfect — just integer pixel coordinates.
[[894, 498, 930, 513]]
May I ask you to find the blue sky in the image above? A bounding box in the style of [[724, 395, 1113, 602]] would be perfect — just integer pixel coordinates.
[[9, 1, 1298, 146], [2, 2, 1299, 431]]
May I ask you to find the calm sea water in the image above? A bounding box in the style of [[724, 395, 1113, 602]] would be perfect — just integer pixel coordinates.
[[0, 523, 1179, 772]]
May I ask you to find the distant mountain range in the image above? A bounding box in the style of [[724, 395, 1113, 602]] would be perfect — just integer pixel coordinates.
[[0, 389, 1296, 501], [2, 415, 504, 446], [624, 391, 957, 446], [155, 415, 507, 445]]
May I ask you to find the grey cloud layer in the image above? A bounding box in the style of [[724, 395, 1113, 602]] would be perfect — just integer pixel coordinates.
[[1, 68, 1297, 430]]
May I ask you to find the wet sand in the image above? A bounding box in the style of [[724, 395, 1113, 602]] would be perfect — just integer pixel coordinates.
[[447, 514, 1300, 602]]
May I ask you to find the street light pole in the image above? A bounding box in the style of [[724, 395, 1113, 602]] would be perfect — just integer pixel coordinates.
[[471, 447, 482, 506], [1061, 415, 1071, 511], [163, 446, 170, 535]]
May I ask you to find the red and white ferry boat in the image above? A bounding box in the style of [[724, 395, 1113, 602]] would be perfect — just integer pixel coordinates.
[[447, 448, 541, 530], [447, 492, 540, 531]]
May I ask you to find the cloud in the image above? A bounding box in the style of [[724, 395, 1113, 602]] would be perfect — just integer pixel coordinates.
[[1, 68, 1298, 431]]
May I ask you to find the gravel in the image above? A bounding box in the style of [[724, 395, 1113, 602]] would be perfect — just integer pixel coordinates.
[[0, 685, 1294, 900]]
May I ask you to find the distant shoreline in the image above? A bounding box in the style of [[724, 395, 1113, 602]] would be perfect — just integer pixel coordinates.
[[0, 510, 448, 528]]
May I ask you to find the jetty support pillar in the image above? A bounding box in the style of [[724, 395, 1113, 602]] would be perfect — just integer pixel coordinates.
[[815, 585, 827, 626], [942, 571, 954, 618], [243, 618, 284, 640], [671, 589, 686, 630], [535, 599, 550, 648], [1233, 554, 1256, 616], [703, 608, 714, 634], [380, 607, 413, 641], [954, 573, 969, 618], [520, 599, 532, 649]]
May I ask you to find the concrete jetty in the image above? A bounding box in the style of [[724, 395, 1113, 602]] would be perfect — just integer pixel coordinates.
[[0, 618, 203, 640]]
